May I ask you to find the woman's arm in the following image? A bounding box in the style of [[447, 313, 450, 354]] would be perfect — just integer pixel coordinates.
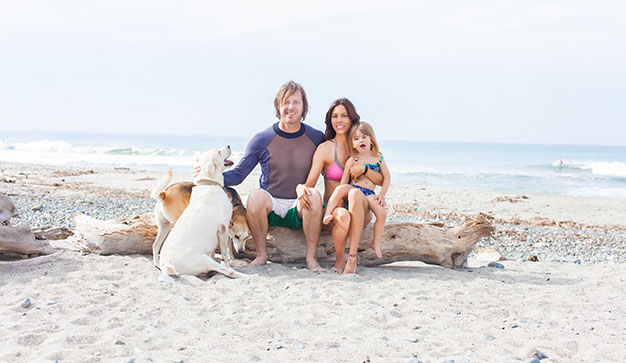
[[297, 143, 328, 209], [348, 163, 383, 186], [340, 158, 355, 185]]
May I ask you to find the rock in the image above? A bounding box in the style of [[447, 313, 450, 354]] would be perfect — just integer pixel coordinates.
[[531, 348, 549, 360], [21, 298, 32, 308], [475, 247, 504, 262], [487, 261, 504, 269], [523, 359, 540, 363]]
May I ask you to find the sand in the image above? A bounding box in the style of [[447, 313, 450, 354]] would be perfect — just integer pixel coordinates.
[[1, 162, 625, 362]]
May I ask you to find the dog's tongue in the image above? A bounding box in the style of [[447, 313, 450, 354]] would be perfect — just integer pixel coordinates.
[[224, 159, 234, 167]]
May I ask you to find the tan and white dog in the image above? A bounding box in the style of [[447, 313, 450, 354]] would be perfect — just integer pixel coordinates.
[[151, 166, 250, 267], [157, 146, 249, 279]]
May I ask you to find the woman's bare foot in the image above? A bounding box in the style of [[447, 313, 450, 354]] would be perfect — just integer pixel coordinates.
[[343, 254, 358, 274], [332, 255, 345, 274], [370, 243, 382, 259], [322, 214, 333, 225]]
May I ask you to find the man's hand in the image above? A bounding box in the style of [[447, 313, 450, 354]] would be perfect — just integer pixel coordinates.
[[349, 163, 366, 181], [296, 184, 313, 210]]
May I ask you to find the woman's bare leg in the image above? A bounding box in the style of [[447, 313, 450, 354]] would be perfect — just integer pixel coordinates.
[[330, 207, 350, 273], [366, 195, 387, 258], [343, 188, 369, 274], [323, 184, 353, 225]]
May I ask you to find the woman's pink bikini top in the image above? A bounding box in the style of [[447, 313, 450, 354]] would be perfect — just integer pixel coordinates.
[[323, 140, 344, 181]]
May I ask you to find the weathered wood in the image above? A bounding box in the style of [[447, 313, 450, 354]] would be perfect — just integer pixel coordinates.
[[72, 212, 493, 268], [33, 226, 73, 241], [0, 224, 56, 255], [71, 213, 157, 255], [0, 252, 61, 266], [237, 214, 493, 268]]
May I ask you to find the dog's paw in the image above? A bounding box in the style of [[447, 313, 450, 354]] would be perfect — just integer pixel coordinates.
[[158, 273, 176, 283]]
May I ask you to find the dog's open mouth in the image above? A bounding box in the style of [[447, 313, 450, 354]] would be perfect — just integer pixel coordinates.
[[224, 159, 234, 167]]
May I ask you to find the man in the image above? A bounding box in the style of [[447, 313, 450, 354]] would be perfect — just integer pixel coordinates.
[[223, 81, 326, 272]]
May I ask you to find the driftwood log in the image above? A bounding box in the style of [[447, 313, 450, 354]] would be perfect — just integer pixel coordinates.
[[0, 224, 56, 256], [72, 212, 493, 268], [71, 213, 158, 255]]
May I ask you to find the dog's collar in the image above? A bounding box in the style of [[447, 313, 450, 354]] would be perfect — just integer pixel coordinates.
[[196, 180, 223, 187]]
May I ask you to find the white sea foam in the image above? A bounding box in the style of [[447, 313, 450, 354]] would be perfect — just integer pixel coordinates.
[[558, 160, 626, 178]]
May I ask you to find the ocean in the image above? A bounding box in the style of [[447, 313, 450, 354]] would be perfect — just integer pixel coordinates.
[[2, 131, 626, 200]]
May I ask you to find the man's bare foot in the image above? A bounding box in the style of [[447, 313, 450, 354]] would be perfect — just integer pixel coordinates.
[[370, 243, 382, 259], [306, 257, 326, 273], [250, 256, 267, 265], [322, 214, 333, 225]]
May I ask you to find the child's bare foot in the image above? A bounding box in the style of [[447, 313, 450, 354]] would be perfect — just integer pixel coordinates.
[[370, 243, 382, 259], [322, 214, 333, 225]]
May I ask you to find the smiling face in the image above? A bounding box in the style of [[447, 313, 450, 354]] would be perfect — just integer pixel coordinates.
[[352, 129, 372, 155], [331, 104, 351, 136], [279, 90, 304, 130]]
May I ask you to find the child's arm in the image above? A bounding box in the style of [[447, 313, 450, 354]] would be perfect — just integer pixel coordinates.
[[340, 158, 355, 185], [374, 159, 391, 207]]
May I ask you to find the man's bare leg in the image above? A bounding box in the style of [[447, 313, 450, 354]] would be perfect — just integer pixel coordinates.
[[298, 188, 324, 271], [331, 207, 350, 273], [246, 189, 272, 265]]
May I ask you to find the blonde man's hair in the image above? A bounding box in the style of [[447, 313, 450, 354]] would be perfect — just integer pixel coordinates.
[[273, 81, 309, 120]]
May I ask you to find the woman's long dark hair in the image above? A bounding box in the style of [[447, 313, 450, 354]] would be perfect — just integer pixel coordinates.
[[324, 98, 360, 140]]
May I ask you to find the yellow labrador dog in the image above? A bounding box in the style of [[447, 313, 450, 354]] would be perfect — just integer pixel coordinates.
[[158, 146, 249, 279]]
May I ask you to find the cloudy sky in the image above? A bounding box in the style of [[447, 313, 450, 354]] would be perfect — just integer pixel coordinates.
[[1, 1, 625, 145]]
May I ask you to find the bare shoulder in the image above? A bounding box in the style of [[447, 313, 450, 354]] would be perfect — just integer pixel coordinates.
[[315, 140, 334, 157]]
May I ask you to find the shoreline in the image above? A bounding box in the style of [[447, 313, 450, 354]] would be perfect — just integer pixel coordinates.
[[2, 161, 626, 264], [1, 161, 626, 361]]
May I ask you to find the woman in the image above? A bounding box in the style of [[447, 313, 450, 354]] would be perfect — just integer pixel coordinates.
[[296, 98, 382, 273]]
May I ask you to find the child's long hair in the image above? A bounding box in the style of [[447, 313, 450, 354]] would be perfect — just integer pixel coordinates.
[[349, 122, 381, 158]]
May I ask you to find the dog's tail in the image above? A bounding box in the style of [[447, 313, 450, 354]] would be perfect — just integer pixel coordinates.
[[151, 169, 173, 199], [163, 264, 179, 276]]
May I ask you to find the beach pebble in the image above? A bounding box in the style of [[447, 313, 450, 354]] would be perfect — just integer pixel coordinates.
[[488, 262, 504, 269], [21, 298, 32, 308], [250, 356, 261, 362], [523, 359, 540, 363], [530, 348, 549, 359], [407, 357, 422, 363]]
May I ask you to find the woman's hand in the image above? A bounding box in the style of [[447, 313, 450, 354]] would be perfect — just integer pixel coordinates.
[[296, 184, 313, 210], [349, 163, 367, 181]]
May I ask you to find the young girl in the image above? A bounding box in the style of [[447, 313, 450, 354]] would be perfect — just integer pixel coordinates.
[[322, 122, 390, 260]]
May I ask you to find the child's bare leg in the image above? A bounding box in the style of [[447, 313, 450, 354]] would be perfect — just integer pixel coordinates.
[[323, 184, 353, 225], [366, 195, 387, 258]]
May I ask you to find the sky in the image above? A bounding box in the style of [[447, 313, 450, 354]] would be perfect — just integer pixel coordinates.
[[1, 1, 625, 146]]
